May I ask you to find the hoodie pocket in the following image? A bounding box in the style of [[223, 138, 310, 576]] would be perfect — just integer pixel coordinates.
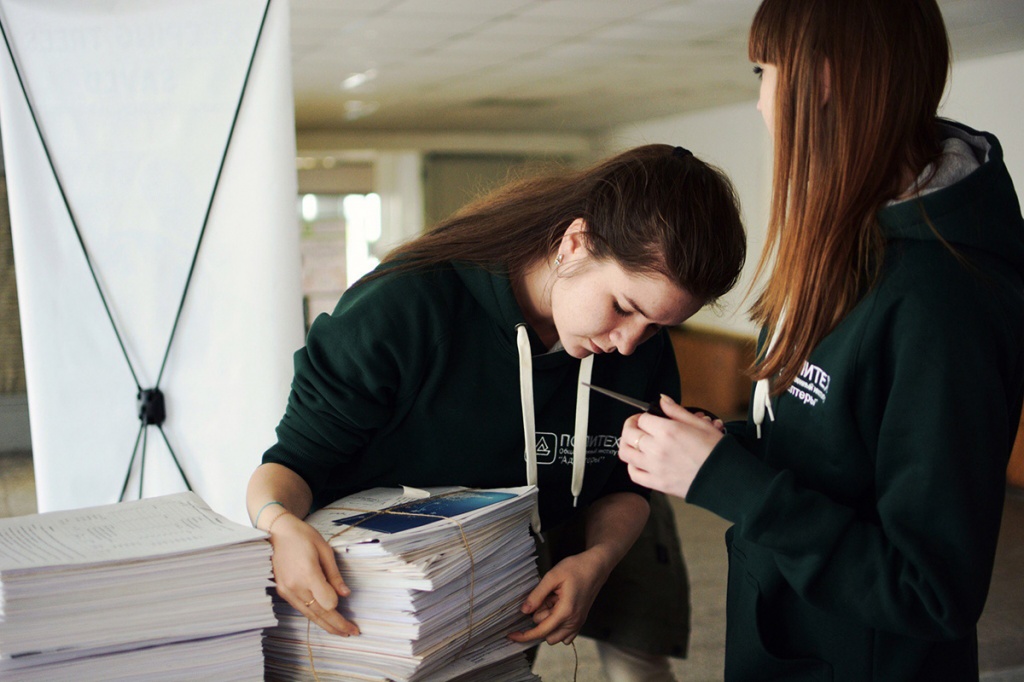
[[725, 539, 834, 681]]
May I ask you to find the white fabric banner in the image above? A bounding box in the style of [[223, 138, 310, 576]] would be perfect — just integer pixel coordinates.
[[0, 0, 303, 524]]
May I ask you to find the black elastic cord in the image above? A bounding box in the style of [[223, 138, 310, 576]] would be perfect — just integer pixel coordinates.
[[118, 422, 146, 502], [157, 425, 192, 493], [0, 14, 141, 391], [0, 0, 273, 499], [155, 0, 273, 388], [148, 0, 272, 492], [138, 426, 148, 500]]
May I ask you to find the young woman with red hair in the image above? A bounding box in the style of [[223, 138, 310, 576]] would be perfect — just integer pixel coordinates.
[[619, 1, 1024, 679]]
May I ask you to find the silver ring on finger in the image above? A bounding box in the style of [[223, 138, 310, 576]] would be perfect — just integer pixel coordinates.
[[633, 434, 644, 451]]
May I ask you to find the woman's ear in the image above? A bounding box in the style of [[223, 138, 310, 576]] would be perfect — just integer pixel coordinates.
[[559, 218, 588, 260], [564, 217, 586, 236]]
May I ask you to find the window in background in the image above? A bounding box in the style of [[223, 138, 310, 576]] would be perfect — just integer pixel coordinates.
[[297, 191, 381, 330]]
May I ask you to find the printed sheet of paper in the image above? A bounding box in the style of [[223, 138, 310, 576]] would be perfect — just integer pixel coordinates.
[[0, 492, 266, 572]]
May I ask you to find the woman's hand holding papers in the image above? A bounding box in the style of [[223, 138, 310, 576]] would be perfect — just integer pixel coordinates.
[[508, 492, 650, 646], [247, 462, 360, 638], [509, 549, 611, 645], [268, 513, 360, 637]]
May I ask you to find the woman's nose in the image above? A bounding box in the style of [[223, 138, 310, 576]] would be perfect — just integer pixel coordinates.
[[612, 322, 646, 356]]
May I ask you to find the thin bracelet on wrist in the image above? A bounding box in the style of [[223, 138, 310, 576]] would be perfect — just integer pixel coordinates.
[[253, 500, 284, 529], [266, 509, 292, 534]]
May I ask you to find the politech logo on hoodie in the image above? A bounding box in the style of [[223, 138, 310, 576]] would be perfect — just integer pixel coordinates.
[[789, 361, 831, 407], [531, 432, 618, 466], [535, 433, 557, 464]]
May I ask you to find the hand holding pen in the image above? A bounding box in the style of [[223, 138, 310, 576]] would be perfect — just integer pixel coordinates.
[[584, 385, 726, 500], [583, 383, 725, 431]]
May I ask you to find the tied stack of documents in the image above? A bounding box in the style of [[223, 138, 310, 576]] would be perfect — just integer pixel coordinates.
[[264, 485, 542, 682], [0, 492, 276, 681]]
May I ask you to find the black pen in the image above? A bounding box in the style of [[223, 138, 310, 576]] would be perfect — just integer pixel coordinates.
[[582, 383, 719, 421]]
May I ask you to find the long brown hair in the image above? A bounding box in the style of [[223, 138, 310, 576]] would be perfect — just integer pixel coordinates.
[[748, 0, 950, 392], [369, 145, 746, 304]]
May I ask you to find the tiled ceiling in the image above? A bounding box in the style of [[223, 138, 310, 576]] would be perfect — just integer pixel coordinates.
[[290, 0, 1024, 135]]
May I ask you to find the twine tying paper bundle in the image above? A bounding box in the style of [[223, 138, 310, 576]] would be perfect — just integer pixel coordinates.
[[295, 491, 578, 681], [305, 492, 481, 681]]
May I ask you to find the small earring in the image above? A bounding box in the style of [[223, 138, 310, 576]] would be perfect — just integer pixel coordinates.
[[554, 254, 563, 267]]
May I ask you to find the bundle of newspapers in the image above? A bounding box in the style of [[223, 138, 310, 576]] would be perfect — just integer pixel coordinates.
[[0, 492, 276, 681], [263, 485, 542, 682]]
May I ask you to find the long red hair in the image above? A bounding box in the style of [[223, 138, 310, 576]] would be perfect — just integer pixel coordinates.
[[748, 0, 950, 392]]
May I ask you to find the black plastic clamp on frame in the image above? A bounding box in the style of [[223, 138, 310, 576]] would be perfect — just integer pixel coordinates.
[[137, 388, 166, 427]]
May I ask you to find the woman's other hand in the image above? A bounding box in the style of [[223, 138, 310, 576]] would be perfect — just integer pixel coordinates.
[[507, 549, 609, 646], [619, 395, 724, 498]]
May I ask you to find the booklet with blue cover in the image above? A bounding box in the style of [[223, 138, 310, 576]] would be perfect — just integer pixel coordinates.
[[332, 490, 517, 534]]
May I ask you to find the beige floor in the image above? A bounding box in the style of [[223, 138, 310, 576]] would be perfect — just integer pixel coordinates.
[[1, 451, 1022, 681]]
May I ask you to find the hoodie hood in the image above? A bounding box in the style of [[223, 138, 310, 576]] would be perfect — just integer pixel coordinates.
[[879, 120, 1024, 279], [453, 262, 593, 528], [753, 120, 1024, 438], [452, 262, 574, 362]]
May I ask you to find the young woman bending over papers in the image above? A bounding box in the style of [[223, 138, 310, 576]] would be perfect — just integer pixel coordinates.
[[247, 144, 746, 681]]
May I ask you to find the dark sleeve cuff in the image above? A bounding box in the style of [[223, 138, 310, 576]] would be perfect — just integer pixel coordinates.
[[685, 434, 777, 524]]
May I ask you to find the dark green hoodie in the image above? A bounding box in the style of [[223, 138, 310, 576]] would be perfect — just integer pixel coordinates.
[[264, 262, 680, 528], [688, 121, 1024, 681]]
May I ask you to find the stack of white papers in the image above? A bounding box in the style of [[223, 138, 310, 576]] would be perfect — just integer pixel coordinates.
[[264, 485, 542, 682], [0, 492, 276, 681]]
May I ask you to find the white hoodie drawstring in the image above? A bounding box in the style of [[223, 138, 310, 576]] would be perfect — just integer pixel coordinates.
[[752, 376, 775, 440], [752, 316, 784, 439], [516, 324, 594, 534], [516, 325, 541, 534], [572, 355, 594, 507]]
